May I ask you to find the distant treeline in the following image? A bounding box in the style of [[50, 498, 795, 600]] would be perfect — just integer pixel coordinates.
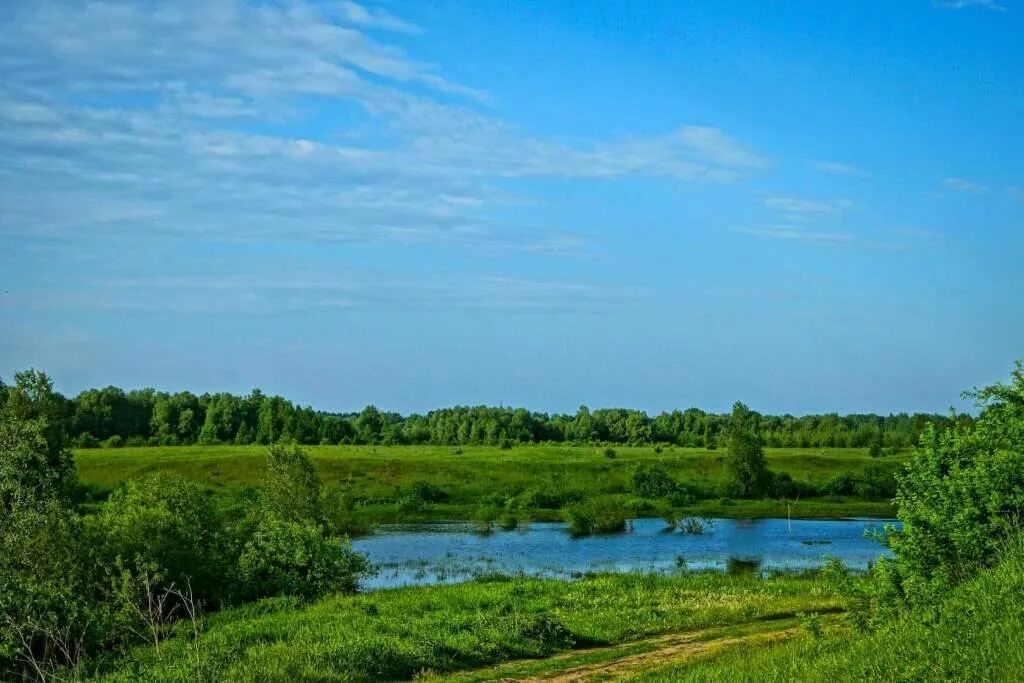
[[0, 372, 965, 449]]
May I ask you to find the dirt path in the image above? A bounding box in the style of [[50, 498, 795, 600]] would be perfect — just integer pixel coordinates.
[[529, 625, 800, 682], [455, 614, 835, 682]]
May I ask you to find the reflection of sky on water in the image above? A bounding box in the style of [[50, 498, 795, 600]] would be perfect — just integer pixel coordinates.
[[353, 517, 896, 589]]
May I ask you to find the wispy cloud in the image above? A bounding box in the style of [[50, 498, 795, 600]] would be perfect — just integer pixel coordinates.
[[944, 177, 990, 193], [764, 196, 855, 218], [811, 160, 870, 177], [336, 1, 423, 34], [3, 272, 643, 315], [1009, 187, 1024, 202], [730, 225, 910, 251], [0, 0, 767, 255], [933, 0, 1006, 10]]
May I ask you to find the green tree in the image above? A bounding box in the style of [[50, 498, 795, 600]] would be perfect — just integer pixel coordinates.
[[263, 443, 322, 524], [726, 402, 770, 498], [878, 361, 1024, 609]]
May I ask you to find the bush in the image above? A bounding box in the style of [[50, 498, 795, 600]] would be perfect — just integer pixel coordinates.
[[101, 434, 124, 449], [631, 463, 678, 498], [237, 516, 374, 600], [73, 432, 100, 449], [0, 499, 109, 676], [564, 497, 628, 537], [408, 480, 448, 503], [603, 447, 617, 459], [875, 361, 1024, 611], [88, 474, 233, 606], [263, 443, 322, 524], [321, 489, 371, 537]]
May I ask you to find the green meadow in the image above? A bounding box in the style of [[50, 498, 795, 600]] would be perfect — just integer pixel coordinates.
[[74, 444, 905, 522]]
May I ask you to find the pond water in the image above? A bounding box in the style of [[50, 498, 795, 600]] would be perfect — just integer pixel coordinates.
[[352, 517, 895, 590]]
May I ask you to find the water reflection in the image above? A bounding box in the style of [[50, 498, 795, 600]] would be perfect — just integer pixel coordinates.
[[352, 517, 895, 590]]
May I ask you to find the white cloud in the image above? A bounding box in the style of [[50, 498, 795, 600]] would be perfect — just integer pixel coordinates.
[[336, 1, 423, 34], [764, 196, 855, 218], [0, 0, 767, 254], [4, 271, 639, 315], [811, 160, 869, 177], [1008, 187, 1024, 202], [944, 177, 990, 193], [933, 0, 1006, 10], [730, 226, 910, 251]]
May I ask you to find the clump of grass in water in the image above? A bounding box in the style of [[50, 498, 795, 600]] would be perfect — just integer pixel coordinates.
[[662, 511, 713, 534], [474, 505, 497, 535], [564, 497, 628, 537]]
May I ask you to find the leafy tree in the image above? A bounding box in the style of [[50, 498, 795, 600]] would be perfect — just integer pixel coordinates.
[[631, 463, 678, 498], [726, 402, 770, 498], [88, 474, 233, 606], [237, 517, 372, 600], [878, 361, 1024, 609], [263, 443, 322, 524]]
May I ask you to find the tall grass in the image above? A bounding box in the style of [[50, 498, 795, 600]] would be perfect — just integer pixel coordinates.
[[635, 535, 1024, 682], [87, 571, 839, 682]]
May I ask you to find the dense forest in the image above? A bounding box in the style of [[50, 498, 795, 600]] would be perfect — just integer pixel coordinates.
[[0, 372, 964, 450]]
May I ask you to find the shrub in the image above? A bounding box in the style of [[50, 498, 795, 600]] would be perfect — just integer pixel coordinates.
[[88, 474, 233, 606], [498, 512, 519, 531], [237, 516, 374, 600], [0, 499, 109, 676], [474, 505, 498, 534], [321, 489, 371, 537], [73, 432, 100, 449], [875, 361, 1024, 611], [408, 480, 448, 503], [603, 447, 617, 459], [263, 443, 322, 524], [564, 497, 628, 537], [101, 434, 124, 449], [631, 463, 678, 498]]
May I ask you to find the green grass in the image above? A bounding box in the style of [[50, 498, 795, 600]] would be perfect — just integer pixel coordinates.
[[88, 570, 840, 682], [74, 444, 903, 522], [634, 536, 1024, 682]]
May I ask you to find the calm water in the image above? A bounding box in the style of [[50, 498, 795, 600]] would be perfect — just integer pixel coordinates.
[[353, 517, 895, 590]]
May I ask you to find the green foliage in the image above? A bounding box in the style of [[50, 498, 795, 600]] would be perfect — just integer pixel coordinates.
[[0, 498, 110, 677], [88, 474, 233, 606], [262, 443, 322, 524], [2, 368, 956, 450], [726, 403, 771, 498], [92, 570, 838, 682], [631, 463, 678, 498], [0, 371, 76, 509], [236, 516, 372, 601], [877, 361, 1024, 609], [637, 535, 1024, 682], [564, 497, 628, 536], [1, 416, 75, 510]]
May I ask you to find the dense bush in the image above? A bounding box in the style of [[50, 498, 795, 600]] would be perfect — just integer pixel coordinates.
[[564, 497, 628, 536], [0, 376, 375, 678], [631, 463, 678, 498], [88, 474, 234, 607], [237, 516, 373, 601], [875, 362, 1024, 610]]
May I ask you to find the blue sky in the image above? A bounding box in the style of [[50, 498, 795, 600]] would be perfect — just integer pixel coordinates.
[[1, 0, 1022, 415]]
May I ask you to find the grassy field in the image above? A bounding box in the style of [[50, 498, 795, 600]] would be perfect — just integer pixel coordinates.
[[87, 570, 840, 682], [90, 534, 1024, 682], [74, 444, 904, 522], [633, 535, 1024, 682]]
